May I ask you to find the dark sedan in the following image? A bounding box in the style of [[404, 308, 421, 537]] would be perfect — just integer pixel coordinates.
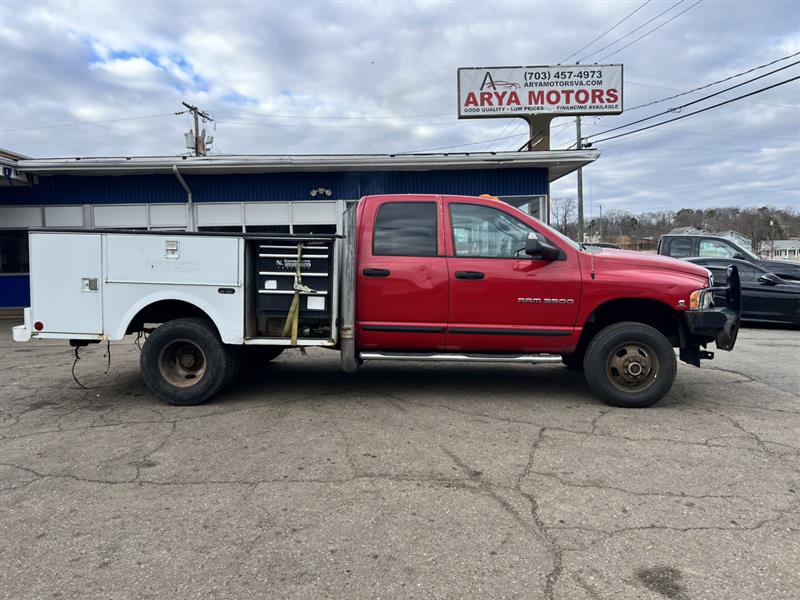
[[686, 257, 800, 326]]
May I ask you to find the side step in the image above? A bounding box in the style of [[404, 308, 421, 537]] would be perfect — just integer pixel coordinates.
[[359, 352, 562, 364]]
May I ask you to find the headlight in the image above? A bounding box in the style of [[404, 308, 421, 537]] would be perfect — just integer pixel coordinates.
[[689, 289, 713, 310]]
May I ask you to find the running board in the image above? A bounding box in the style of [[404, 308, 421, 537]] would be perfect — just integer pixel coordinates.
[[359, 352, 562, 364]]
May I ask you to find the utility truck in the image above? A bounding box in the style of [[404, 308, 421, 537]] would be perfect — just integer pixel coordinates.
[[13, 194, 741, 408]]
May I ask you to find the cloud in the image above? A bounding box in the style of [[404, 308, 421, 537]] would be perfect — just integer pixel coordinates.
[[0, 0, 798, 211]]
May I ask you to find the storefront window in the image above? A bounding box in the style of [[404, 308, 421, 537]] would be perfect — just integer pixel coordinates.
[[0, 231, 29, 274]]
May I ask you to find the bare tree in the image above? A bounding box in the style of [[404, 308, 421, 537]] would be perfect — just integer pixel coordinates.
[[551, 196, 576, 235], [548, 202, 799, 248]]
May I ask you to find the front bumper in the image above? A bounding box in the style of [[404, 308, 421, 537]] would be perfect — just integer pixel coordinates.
[[683, 265, 741, 354], [684, 307, 739, 351]]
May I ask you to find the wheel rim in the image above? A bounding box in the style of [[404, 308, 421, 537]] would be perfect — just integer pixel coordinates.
[[158, 338, 207, 388], [606, 342, 659, 393]]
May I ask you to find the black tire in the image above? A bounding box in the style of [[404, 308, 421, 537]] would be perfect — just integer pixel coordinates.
[[583, 322, 677, 408], [140, 318, 230, 406], [222, 344, 242, 389], [241, 346, 284, 371], [562, 353, 584, 372]]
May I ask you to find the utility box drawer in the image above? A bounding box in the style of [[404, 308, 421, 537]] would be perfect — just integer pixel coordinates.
[[255, 240, 333, 317]]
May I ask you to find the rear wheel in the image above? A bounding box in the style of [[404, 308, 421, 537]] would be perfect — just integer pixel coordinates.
[[583, 322, 676, 408], [222, 345, 242, 389], [140, 318, 229, 406]]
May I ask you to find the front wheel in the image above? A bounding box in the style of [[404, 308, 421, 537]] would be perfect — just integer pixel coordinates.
[[583, 322, 677, 408], [140, 318, 230, 406]]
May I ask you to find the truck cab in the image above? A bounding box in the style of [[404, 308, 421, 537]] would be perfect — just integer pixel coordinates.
[[356, 195, 581, 354]]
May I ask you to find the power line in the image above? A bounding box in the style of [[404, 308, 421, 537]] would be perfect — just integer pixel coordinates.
[[627, 51, 800, 111], [576, 0, 686, 63], [585, 59, 800, 139], [655, 128, 797, 142], [502, 123, 528, 151], [211, 110, 452, 121], [409, 119, 579, 154], [404, 132, 529, 153], [486, 119, 517, 151], [588, 76, 800, 145], [594, 0, 704, 63], [627, 79, 799, 110], [498, 119, 575, 152], [0, 113, 174, 134], [216, 119, 458, 130], [565, 126, 798, 150], [603, 145, 797, 154], [560, 0, 652, 64]]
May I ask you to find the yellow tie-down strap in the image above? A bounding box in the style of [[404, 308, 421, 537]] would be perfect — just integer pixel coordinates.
[[281, 243, 316, 345]]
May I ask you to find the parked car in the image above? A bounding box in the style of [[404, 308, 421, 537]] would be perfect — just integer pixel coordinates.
[[584, 242, 622, 249], [658, 233, 800, 281], [686, 257, 800, 325]]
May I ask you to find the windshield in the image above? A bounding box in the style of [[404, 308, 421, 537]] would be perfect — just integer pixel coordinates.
[[530, 215, 582, 250], [737, 245, 760, 261]]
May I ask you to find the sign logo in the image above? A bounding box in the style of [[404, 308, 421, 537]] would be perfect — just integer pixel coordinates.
[[480, 72, 520, 91]]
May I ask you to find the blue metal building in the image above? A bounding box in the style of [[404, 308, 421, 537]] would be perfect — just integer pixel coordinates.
[[0, 151, 598, 308]]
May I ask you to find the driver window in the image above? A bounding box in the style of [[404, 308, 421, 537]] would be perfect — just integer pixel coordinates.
[[450, 203, 537, 258], [699, 239, 735, 258]]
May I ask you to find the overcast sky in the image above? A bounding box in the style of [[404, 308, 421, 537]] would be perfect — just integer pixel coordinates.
[[1, 0, 798, 215]]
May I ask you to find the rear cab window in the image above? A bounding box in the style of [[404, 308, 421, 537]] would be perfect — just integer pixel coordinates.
[[668, 238, 693, 258], [373, 202, 438, 257]]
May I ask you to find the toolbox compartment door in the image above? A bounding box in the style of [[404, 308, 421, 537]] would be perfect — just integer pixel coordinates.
[[30, 232, 103, 335]]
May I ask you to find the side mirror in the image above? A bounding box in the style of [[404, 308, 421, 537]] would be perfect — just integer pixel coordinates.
[[758, 273, 782, 286], [525, 235, 560, 260], [733, 252, 746, 260]]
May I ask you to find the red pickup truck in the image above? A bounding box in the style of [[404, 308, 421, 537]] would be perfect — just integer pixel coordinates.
[[13, 194, 740, 408]]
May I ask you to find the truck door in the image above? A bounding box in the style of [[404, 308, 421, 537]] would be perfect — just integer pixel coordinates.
[[356, 198, 448, 350], [735, 263, 796, 322], [444, 200, 581, 353], [29, 233, 103, 335]]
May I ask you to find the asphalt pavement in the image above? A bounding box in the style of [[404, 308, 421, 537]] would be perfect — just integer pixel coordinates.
[[1, 321, 798, 599]]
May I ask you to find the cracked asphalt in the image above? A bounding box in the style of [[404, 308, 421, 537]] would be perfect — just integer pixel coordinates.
[[1, 320, 798, 600]]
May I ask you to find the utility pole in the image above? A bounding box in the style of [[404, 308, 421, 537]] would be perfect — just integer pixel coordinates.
[[180, 102, 213, 156], [576, 116, 585, 243], [770, 219, 775, 259], [597, 203, 603, 240]]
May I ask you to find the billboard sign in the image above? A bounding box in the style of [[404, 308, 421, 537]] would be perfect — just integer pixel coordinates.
[[458, 65, 623, 118]]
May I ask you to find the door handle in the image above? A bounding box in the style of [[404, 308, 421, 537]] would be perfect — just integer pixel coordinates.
[[455, 271, 485, 280], [363, 268, 391, 277]]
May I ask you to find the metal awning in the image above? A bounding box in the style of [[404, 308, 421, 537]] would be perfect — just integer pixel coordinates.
[[13, 150, 600, 182]]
